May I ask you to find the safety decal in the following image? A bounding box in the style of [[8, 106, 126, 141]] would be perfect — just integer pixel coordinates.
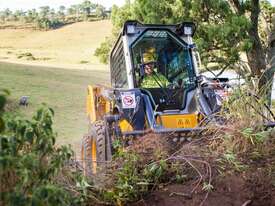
[[121, 92, 136, 109]]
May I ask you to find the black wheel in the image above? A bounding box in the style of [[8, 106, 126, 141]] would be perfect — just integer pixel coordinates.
[[81, 120, 112, 176]]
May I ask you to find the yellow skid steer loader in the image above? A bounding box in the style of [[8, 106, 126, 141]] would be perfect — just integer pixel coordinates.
[[81, 20, 227, 175]]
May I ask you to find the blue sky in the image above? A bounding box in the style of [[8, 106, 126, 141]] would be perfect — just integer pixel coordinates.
[[0, 0, 125, 11], [0, 0, 274, 11]]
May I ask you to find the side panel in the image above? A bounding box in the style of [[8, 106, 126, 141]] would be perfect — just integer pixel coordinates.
[[156, 114, 198, 129], [114, 89, 144, 131], [122, 35, 134, 89]]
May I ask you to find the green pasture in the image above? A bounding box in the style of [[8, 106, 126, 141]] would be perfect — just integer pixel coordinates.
[[0, 62, 109, 150]]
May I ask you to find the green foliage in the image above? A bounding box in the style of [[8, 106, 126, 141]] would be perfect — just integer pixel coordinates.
[[143, 160, 168, 184], [218, 152, 247, 172], [94, 37, 113, 64], [202, 182, 214, 192], [130, 0, 253, 72], [35, 17, 64, 30], [132, 0, 178, 24], [0, 2, 109, 28], [240, 127, 269, 145], [95, 5, 107, 19], [223, 87, 273, 123], [0, 94, 84, 206], [102, 151, 170, 205], [0, 89, 9, 132], [111, 2, 133, 32], [95, 2, 134, 64]]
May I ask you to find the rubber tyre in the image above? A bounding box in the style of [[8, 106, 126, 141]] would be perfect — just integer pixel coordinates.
[[81, 120, 111, 176]]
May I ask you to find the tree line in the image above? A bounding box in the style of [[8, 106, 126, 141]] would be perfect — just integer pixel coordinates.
[[0, 0, 110, 29], [95, 0, 275, 103]]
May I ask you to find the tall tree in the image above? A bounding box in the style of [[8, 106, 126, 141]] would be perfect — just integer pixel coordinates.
[[26, 9, 38, 23], [270, 18, 275, 69], [0, 11, 5, 23], [95, 5, 106, 18], [58, 6, 66, 21], [132, 0, 175, 24], [111, 1, 133, 33], [59, 5, 66, 13], [39, 6, 50, 18], [265, 15, 275, 105], [71, 4, 81, 19], [228, 0, 274, 95], [13, 10, 25, 22], [67, 7, 75, 16], [3, 9, 12, 21], [81, 0, 95, 18]]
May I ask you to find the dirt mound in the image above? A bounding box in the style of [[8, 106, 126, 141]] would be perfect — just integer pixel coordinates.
[[128, 132, 275, 206], [127, 133, 171, 162], [127, 132, 203, 161], [133, 170, 274, 206]]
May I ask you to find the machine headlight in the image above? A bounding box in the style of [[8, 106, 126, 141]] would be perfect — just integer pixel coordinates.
[[127, 25, 136, 34], [183, 26, 193, 36]]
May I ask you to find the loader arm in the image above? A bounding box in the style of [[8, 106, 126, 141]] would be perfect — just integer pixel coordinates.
[[86, 85, 112, 124]]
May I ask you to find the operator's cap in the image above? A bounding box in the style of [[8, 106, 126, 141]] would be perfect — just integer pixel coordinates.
[[143, 47, 156, 64]]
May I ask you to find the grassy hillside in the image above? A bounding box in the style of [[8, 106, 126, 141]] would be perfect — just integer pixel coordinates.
[[0, 62, 109, 151], [0, 20, 112, 69]]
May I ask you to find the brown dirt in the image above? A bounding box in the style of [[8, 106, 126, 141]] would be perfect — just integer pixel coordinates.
[[127, 133, 171, 163], [128, 133, 275, 206], [132, 170, 274, 206]]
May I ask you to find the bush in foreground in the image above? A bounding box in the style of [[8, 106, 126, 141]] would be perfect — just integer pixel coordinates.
[[0, 91, 87, 206]]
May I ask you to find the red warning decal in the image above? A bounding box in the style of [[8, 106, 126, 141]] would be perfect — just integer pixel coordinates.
[[121, 92, 136, 109]]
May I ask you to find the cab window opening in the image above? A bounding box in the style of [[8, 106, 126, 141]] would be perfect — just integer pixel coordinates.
[[131, 29, 194, 89]]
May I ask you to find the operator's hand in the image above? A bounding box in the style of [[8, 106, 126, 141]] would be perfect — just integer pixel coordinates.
[[167, 81, 180, 89]]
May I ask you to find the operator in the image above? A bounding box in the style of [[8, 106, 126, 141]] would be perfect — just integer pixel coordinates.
[[140, 48, 169, 88]]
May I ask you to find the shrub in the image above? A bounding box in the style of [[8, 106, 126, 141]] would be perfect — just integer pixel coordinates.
[[94, 37, 113, 64], [0, 92, 84, 206], [35, 17, 64, 30]]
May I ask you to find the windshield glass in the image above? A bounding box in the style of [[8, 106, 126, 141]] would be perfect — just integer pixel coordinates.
[[131, 29, 193, 89]]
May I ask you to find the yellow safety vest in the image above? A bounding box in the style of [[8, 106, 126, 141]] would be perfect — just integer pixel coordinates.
[[141, 73, 169, 88]]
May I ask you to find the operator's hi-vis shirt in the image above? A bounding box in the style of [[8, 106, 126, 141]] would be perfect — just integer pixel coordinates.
[[141, 73, 169, 88]]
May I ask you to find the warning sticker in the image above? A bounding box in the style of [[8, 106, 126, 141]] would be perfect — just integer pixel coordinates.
[[121, 92, 136, 109]]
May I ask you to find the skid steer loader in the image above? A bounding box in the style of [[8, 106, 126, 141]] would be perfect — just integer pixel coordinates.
[[81, 20, 227, 175]]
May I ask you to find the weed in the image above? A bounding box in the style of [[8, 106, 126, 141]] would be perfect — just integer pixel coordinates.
[[100, 146, 172, 205], [202, 182, 214, 192], [217, 152, 247, 172], [240, 127, 268, 145], [170, 161, 188, 183]]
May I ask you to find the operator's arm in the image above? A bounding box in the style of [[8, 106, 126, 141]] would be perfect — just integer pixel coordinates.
[[156, 73, 169, 87]]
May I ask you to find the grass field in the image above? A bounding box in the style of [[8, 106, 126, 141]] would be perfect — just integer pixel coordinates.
[[0, 62, 109, 152], [0, 20, 112, 70]]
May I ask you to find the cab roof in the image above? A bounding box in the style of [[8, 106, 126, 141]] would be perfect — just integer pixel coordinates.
[[122, 20, 196, 37]]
